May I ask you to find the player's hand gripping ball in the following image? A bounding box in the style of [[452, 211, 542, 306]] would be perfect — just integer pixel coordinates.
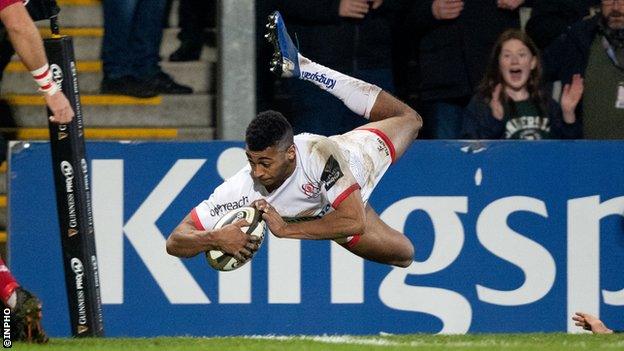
[[206, 206, 267, 271]]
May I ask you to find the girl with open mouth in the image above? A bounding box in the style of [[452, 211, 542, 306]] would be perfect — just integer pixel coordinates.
[[462, 29, 583, 140]]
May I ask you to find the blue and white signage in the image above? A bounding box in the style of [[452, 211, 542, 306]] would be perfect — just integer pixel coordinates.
[[8, 141, 624, 336]]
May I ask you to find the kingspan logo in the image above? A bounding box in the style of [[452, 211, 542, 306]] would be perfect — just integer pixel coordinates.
[[301, 71, 336, 90]]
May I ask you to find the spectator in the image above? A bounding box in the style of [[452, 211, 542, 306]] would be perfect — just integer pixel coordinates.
[[405, 0, 529, 139], [526, 0, 600, 50], [169, 0, 215, 62], [274, 0, 399, 136], [543, 0, 624, 139], [462, 29, 582, 139], [101, 0, 193, 98], [573, 312, 621, 334]]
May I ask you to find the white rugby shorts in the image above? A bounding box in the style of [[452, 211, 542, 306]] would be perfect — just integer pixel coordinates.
[[330, 127, 395, 248]]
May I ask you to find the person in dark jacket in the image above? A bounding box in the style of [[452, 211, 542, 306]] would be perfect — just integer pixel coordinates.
[[405, 0, 529, 139], [462, 29, 582, 139], [543, 1, 624, 139], [526, 0, 600, 50], [274, 0, 399, 136]]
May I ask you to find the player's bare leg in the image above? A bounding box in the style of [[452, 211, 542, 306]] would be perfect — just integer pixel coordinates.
[[344, 204, 414, 268]]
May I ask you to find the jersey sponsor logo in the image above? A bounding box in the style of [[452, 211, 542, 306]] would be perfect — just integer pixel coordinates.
[[301, 182, 321, 199], [321, 155, 343, 191], [301, 71, 336, 90], [209, 196, 249, 217]]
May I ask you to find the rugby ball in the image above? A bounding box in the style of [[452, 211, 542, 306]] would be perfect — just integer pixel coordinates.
[[206, 206, 267, 271]]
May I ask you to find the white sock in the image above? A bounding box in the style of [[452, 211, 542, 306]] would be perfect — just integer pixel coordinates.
[[297, 54, 382, 119]]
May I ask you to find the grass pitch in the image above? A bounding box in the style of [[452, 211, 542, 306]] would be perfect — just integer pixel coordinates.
[[13, 333, 624, 350]]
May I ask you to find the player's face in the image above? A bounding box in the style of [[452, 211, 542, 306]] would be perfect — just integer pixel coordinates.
[[499, 39, 536, 93], [246, 144, 296, 191], [603, 1, 624, 30]]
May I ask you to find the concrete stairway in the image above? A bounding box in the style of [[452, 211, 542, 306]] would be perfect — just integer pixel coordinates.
[[0, 0, 217, 247], [1, 0, 216, 141]]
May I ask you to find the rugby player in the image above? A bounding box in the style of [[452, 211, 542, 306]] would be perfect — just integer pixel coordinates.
[[167, 11, 422, 268]]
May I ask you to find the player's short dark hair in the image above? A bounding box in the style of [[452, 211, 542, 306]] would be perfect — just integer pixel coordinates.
[[246, 110, 294, 151]]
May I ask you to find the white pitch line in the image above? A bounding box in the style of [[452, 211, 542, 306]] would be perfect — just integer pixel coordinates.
[[245, 335, 402, 347]]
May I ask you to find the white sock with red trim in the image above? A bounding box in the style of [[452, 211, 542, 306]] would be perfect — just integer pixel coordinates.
[[297, 54, 382, 119]]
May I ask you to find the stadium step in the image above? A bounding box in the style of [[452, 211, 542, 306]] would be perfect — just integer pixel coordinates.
[[0, 127, 214, 140], [0, 0, 217, 248], [49, 0, 184, 33], [3, 94, 213, 127], [35, 27, 217, 62], [2, 0, 217, 131], [52, 0, 103, 28], [2, 60, 213, 94]]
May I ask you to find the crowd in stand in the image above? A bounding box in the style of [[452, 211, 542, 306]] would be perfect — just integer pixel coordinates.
[[0, 0, 621, 140], [260, 0, 624, 140]]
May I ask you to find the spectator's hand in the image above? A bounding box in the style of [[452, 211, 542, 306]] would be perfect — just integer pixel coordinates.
[[339, 0, 370, 19], [489, 83, 505, 120], [561, 74, 584, 124], [572, 312, 614, 334], [497, 0, 525, 11], [45, 90, 75, 124], [432, 0, 463, 20]]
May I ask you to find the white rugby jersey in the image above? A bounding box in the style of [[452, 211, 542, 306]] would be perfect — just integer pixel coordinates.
[[191, 133, 362, 231]]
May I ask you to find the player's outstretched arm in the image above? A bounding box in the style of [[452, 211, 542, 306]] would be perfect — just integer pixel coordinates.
[[572, 312, 614, 334], [254, 190, 366, 240], [166, 213, 259, 260]]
